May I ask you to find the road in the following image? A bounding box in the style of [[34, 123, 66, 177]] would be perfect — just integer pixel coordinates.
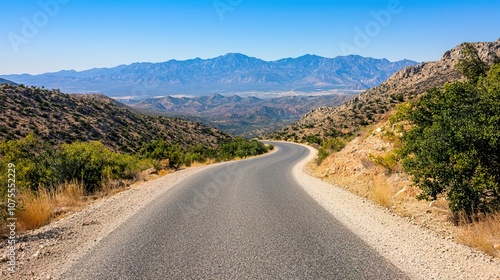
[[63, 141, 408, 279]]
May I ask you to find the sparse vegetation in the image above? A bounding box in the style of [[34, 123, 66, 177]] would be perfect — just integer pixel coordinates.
[[0, 84, 233, 153], [307, 42, 500, 258], [316, 138, 345, 164]]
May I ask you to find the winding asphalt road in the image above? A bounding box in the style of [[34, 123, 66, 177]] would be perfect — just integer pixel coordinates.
[[64, 142, 408, 279]]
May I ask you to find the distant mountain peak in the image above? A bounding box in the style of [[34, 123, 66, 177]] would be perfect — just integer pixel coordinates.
[[0, 54, 418, 98]]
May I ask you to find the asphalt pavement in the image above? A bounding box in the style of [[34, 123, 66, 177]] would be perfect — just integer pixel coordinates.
[[63, 141, 408, 279]]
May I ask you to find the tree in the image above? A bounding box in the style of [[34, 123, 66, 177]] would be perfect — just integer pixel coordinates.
[[399, 64, 500, 216], [455, 43, 489, 83]]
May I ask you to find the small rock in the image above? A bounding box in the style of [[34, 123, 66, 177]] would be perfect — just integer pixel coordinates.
[[82, 220, 100, 226], [142, 167, 158, 175], [32, 249, 40, 259]]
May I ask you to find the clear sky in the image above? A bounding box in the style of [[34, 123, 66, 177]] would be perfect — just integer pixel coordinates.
[[1, 0, 499, 74]]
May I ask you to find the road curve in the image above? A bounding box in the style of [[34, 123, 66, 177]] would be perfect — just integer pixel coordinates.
[[63, 141, 408, 279]]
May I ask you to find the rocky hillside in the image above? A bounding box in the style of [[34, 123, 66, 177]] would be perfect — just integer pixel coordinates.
[[269, 40, 500, 141], [128, 93, 355, 137], [0, 54, 417, 97], [0, 84, 232, 153]]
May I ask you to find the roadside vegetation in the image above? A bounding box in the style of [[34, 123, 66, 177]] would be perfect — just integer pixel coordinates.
[[390, 46, 500, 255], [0, 133, 271, 233], [392, 43, 499, 218], [308, 43, 500, 256]]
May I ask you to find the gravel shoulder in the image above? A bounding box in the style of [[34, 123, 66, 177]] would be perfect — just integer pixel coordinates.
[[293, 143, 500, 280]]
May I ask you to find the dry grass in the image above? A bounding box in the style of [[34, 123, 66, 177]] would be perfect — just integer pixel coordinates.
[[370, 176, 393, 208], [16, 189, 53, 231], [54, 182, 85, 208], [6, 182, 88, 233], [456, 213, 500, 257], [158, 169, 173, 177]]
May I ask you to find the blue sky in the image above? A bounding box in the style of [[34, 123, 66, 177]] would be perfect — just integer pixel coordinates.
[[1, 0, 499, 74]]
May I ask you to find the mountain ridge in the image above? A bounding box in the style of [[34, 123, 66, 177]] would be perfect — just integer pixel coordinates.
[[269, 40, 500, 141], [1, 54, 417, 98], [0, 84, 232, 153], [0, 78, 16, 85]]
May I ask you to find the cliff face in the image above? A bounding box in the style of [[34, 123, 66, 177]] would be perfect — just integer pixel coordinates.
[[270, 40, 500, 141]]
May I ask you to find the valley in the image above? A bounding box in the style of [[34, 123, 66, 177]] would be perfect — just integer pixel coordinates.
[[126, 92, 356, 137]]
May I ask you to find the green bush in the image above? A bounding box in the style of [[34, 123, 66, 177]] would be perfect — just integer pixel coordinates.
[[0, 132, 60, 191], [317, 138, 345, 164], [398, 61, 500, 215], [0, 134, 150, 195], [369, 151, 399, 173], [218, 138, 269, 161]]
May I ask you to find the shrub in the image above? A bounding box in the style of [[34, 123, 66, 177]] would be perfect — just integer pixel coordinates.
[[369, 151, 399, 173], [317, 138, 345, 164], [398, 61, 500, 215], [0, 132, 60, 192], [59, 141, 143, 193]]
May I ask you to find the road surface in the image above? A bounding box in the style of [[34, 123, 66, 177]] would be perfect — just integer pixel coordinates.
[[63, 141, 408, 279]]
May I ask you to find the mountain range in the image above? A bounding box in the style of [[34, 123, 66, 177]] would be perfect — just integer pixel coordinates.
[[1, 54, 417, 98], [269, 40, 500, 141], [0, 78, 16, 85]]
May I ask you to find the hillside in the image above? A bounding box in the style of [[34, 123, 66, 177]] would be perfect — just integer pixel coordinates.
[[0, 84, 232, 153], [307, 41, 500, 258], [269, 40, 500, 141], [0, 54, 417, 98], [128, 93, 355, 137]]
